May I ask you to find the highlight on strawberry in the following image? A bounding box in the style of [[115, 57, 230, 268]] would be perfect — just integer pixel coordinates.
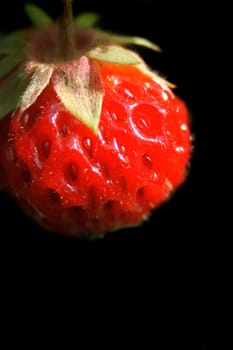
[[0, 0, 192, 238]]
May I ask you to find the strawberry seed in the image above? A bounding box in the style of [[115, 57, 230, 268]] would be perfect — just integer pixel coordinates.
[[67, 162, 78, 181], [22, 166, 32, 183], [42, 139, 51, 158], [49, 189, 61, 202], [83, 137, 93, 157], [142, 154, 153, 169]]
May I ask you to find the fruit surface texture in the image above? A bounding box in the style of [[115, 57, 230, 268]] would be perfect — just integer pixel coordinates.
[[0, 4, 191, 238]]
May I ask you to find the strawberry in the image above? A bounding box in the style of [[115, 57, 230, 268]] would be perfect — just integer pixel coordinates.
[[0, 1, 191, 238]]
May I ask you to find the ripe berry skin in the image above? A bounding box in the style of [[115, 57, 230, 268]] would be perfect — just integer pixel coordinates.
[[0, 62, 191, 237]]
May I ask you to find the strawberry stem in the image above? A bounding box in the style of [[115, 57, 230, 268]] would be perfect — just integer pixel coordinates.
[[59, 0, 75, 60]]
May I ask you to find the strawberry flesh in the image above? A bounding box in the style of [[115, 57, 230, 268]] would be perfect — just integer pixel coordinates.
[[0, 62, 191, 237]]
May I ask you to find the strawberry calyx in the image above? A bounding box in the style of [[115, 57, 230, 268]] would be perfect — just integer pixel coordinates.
[[53, 56, 103, 133], [0, 3, 165, 133]]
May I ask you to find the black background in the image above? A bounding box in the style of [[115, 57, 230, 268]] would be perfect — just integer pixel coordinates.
[[0, 0, 230, 347]]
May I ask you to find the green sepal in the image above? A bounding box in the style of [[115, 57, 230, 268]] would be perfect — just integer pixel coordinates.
[[54, 56, 103, 134], [19, 64, 54, 112], [87, 45, 140, 65], [135, 53, 176, 89], [0, 54, 24, 79], [74, 12, 101, 28], [110, 34, 161, 52], [24, 3, 53, 28], [0, 30, 30, 118], [0, 67, 28, 119], [0, 30, 28, 55]]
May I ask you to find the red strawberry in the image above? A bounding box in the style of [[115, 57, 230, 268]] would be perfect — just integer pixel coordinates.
[[0, 2, 191, 238]]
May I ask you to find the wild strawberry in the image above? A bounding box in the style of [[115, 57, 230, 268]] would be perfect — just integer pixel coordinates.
[[0, 2, 191, 238]]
